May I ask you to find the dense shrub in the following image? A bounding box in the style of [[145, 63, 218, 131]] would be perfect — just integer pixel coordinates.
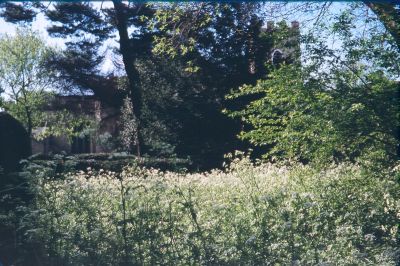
[[0, 170, 33, 265], [225, 64, 399, 167], [0, 113, 33, 265], [0, 112, 30, 173], [25, 153, 192, 173], [17, 156, 400, 265]]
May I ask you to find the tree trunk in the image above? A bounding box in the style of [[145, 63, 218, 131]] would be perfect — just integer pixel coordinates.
[[112, 0, 143, 157], [25, 107, 33, 154], [364, 2, 400, 50]]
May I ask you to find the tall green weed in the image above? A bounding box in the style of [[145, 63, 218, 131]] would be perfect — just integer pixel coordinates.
[[20, 157, 400, 265]]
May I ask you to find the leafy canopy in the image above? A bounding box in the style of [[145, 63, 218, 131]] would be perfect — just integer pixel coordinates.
[[0, 29, 97, 141], [225, 5, 400, 166]]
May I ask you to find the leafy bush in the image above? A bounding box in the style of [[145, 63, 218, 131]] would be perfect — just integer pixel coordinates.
[[225, 64, 399, 167], [25, 153, 192, 174], [0, 112, 31, 173], [18, 156, 400, 265], [224, 6, 400, 167], [0, 169, 34, 265]]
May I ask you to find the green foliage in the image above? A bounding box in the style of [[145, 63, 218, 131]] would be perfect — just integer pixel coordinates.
[[24, 153, 191, 173], [2, 91, 50, 133], [152, 3, 212, 59], [33, 109, 99, 142], [225, 64, 399, 166], [0, 112, 30, 172], [148, 4, 287, 167], [0, 29, 56, 134], [96, 132, 117, 151], [12, 157, 400, 265], [225, 6, 400, 167], [120, 97, 139, 154], [0, 29, 99, 144]]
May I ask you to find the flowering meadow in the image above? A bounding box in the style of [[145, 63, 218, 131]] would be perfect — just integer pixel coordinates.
[[16, 156, 399, 265]]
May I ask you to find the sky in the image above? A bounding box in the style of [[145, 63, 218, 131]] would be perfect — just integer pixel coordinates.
[[0, 2, 350, 43], [0, 2, 117, 73], [0, 12, 64, 47], [0, 2, 327, 73], [0, 2, 393, 79]]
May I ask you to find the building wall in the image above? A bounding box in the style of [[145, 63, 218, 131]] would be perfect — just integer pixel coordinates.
[[32, 96, 120, 155]]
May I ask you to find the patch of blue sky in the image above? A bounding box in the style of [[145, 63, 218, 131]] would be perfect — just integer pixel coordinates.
[[0, 1, 397, 80], [0, 1, 118, 74]]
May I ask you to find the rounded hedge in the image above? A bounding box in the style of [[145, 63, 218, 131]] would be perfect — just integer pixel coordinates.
[[0, 112, 30, 172]]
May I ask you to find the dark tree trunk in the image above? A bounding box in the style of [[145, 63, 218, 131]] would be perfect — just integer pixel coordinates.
[[364, 2, 400, 50], [25, 108, 33, 155], [112, 0, 143, 156]]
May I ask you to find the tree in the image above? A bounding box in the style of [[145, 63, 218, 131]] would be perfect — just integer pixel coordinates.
[[44, 2, 280, 167], [362, 2, 400, 50], [0, 29, 56, 138], [225, 7, 400, 166], [151, 3, 296, 168], [44, 2, 155, 156], [0, 4, 275, 158], [226, 66, 399, 165], [0, 29, 97, 149], [250, 2, 400, 51], [119, 96, 139, 154]]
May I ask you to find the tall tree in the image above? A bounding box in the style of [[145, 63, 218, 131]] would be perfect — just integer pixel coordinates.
[[363, 2, 400, 50], [0, 29, 55, 138], [44, 2, 155, 156], [151, 3, 303, 167], [108, 1, 154, 156], [261, 1, 400, 50], [0, 3, 300, 168], [225, 6, 400, 166], [44, 3, 119, 103]]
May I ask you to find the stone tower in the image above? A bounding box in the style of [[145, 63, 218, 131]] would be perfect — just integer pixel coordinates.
[[262, 20, 301, 67]]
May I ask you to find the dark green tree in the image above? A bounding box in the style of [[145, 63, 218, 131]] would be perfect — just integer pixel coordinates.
[[151, 3, 297, 168], [1, 2, 155, 156], [0, 2, 299, 168]]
